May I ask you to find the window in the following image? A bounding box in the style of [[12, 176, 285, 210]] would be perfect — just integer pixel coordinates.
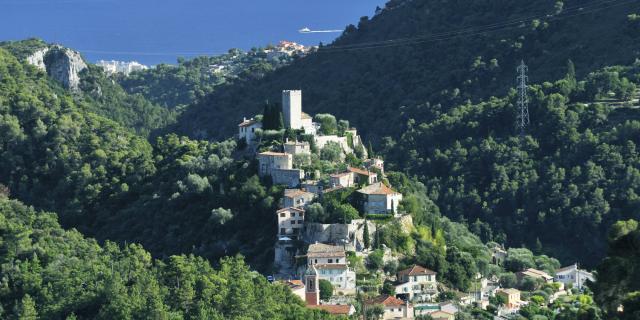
[[413, 276, 418, 282], [328, 259, 333, 263], [336, 259, 340, 263], [280, 228, 285, 234], [290, 212, 295, 217], [280, 213, 285, 217], [315, 259, 317, 264]]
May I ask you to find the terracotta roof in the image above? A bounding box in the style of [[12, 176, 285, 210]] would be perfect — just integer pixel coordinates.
[[330, 172, 352, 178], [518, 268, 552, 279], [497, 288, 520, 295], [367, 295, 406, 307], [258, 151, 289, 157], [284, 189, 314, 198], [238, 118, 259, 127], [348, 167, 376, 176], [282, 280, 304, 290], [314, 263, 348, 270], [301, 112, 312, 120], [276, 207, 305, 214], [357, 182, 399, 195], [398, 265, 437, 277], [307, 243, 346, 258], [308, 305, 352, 315]]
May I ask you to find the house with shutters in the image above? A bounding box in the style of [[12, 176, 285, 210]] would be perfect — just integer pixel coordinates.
[[277, 207, 305, 238], [306, 243, 356, 292], [357, 182, 403, 214], [394, 265, 439, 302]]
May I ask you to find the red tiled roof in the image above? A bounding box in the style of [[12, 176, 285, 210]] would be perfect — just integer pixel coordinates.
[[357, 182, 399, 195], [398, 265, 437, 277], [308, 305, 352, 315], [281, 280, 304, 290], [367, 295, 406, 307], [307, 243, 346, 258], [348, 166, 376, 176]]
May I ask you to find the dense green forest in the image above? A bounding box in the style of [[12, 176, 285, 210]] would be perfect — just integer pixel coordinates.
[[0, 196, 336, 320], [0, 47, 282, 269], [0, 39, 176, 136], [169, 0, 640, 141]]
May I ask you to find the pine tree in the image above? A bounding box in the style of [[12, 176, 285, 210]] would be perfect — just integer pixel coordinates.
[[16, 294, 37, 320], [363, 219, 370, 249]]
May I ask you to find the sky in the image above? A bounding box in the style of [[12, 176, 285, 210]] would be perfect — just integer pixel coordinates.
[[1, 0, 386, 65]]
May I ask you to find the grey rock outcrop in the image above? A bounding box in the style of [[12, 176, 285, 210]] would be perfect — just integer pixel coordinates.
[[26, 45, 87, 92]]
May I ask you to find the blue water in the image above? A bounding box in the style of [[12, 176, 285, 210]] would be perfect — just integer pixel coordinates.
[[1, 0, 385, 65]]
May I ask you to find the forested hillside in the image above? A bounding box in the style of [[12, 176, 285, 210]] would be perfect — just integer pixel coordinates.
[[0, 196, 336, 320], [384, 61, 640, 265], [0, 47, 283, 269], [170, 0, 640, 141]]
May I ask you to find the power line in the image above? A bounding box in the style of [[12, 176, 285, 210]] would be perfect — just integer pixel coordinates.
[[317, 0, 638, 53]]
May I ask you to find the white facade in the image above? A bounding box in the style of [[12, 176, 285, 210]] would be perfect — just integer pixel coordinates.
[[306, 243, 356, 291], [238, 118, 262, 144], [277, 207, 305, 237], [395, 265, 438, 302], [330, 172, 354, 188], [283, 90, 302, 129], [96, 60, 148, 75], [554, 264, 595, 290]]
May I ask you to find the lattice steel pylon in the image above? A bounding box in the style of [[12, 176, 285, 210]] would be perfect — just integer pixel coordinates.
[[516, 60, 529, 136]]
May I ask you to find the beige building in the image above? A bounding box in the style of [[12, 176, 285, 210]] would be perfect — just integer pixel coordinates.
[[330, 172, 354, 188], [257, 152, 292, 176], [283, 189, 315, 208], [306, 243, 356, 291], [282, 280, 305, 301], [496, 288, 521, 309], [277, 207, 305, 238], [367, 295, 413, 320], [430, 310, 455, 320], [284, 140, 311, 155], [395, 265, 438, 302], [357, 182, 403, 214], [315, 135, 352, 154], [348, 166, 378, 185]]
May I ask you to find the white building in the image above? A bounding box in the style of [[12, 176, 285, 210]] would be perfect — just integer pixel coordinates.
[[257, 152, 293, 177], [357, 182, 403, 214], [277, 207, 305, 238], [283, 189, 315, 208], [554, 264, 595, 290], [96, 60, 148, 75], [238, 117, 262, 144], [283, 90, 303, 130], [306, 243, 356, 292], [394, 265, 438, 302], [329, 172, 354, 188]]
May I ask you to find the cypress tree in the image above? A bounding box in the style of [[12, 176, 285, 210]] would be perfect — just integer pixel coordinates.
[[363, 219, 370, 249]]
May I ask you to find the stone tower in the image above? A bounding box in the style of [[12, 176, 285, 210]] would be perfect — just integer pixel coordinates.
[[305, 264, 319, 305], [282, 90, 302, 129]]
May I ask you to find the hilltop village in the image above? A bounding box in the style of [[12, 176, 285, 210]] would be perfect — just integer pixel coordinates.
[[239, 91, 596, 319]]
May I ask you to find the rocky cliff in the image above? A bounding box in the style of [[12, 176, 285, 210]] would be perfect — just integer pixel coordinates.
[[27, 45, 87, 91]]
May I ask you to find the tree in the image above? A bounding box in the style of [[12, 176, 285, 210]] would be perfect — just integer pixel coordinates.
[[363, 220, 371, 249], [320, 141, 343, 162], [16, 294, 37, 320], [319, 279, 333, 301]]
